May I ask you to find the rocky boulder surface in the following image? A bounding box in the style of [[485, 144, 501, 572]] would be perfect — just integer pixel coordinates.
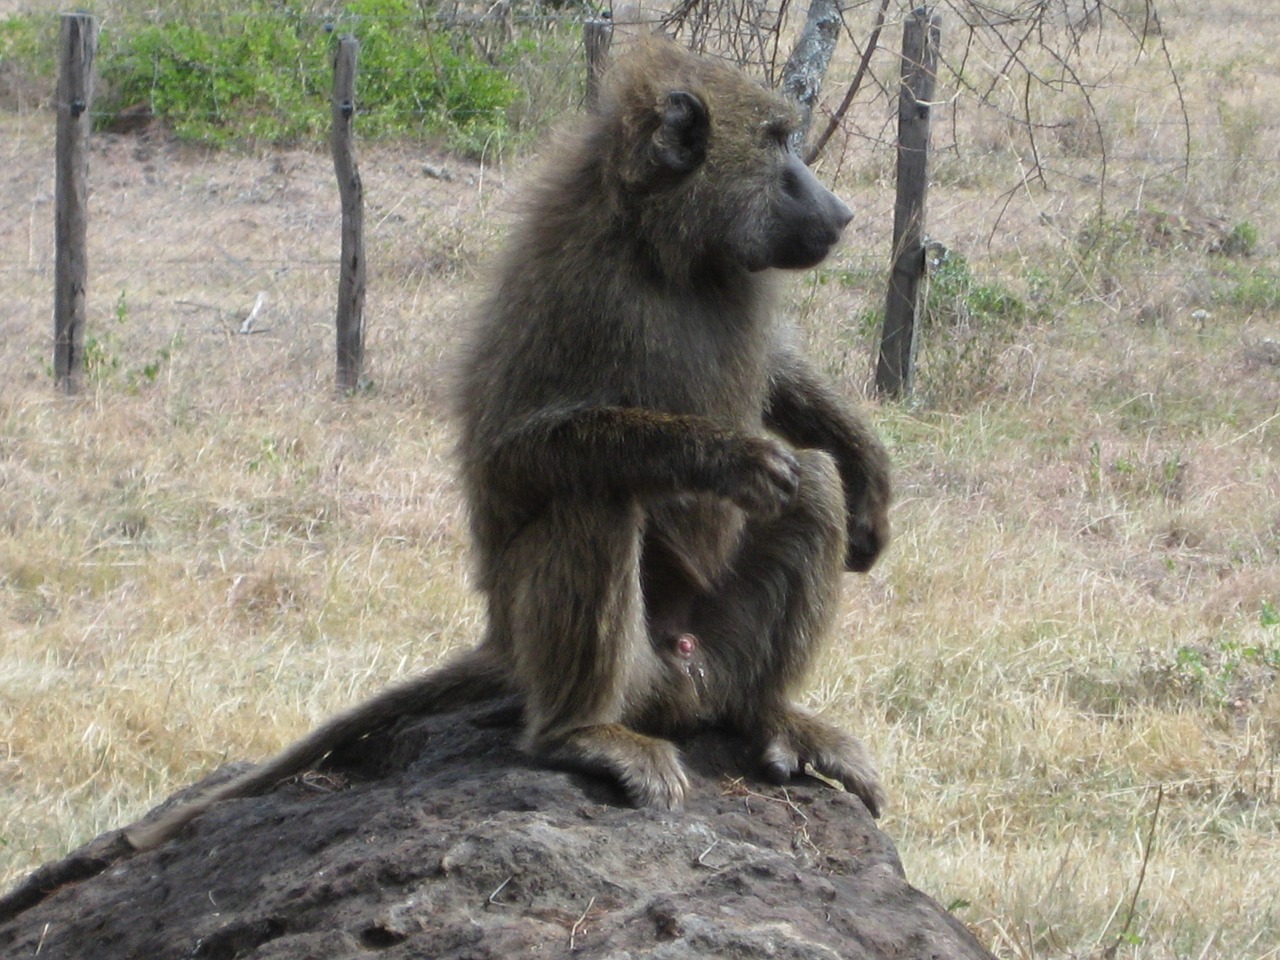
[[0, 701, 993, 959]]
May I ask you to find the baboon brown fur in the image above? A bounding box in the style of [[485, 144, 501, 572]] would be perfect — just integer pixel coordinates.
[[124, 36, 891, 853]]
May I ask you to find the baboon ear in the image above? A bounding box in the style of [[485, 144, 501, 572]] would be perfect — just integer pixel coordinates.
[[650, 90, 709, 176]]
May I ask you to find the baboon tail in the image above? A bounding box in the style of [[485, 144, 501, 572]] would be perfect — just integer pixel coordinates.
[[124, 646, 513, 852]]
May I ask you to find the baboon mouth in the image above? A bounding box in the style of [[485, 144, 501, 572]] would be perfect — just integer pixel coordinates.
[[770, 241, 840, 271]]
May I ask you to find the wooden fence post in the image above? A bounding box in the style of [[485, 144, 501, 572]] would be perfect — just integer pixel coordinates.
[[54, 13, 98, 394], [332, 35, 366, 394], [583, 16, 613, 108], [875, 7, 940, 400]]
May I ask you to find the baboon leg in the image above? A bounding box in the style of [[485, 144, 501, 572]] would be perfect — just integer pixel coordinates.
[[501, 499, 688, 810], [692, 448, 884, 816], [693, 449, 847, 700], [124, 644, 513, 851]]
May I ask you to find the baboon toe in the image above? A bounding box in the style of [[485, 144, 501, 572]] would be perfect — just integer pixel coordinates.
[[543, 724, 689, 811], [760, 739, 800, 785], [761, 760, 789, 785], [760, 715, 885, 818], [809, 748, 884, 819], [622, 744, 689, 811], [824, 761, 885, 819]]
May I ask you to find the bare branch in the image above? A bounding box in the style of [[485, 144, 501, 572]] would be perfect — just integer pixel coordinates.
[[804, 0, 890, 164]]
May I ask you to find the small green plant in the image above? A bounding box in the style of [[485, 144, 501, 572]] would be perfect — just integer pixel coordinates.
[[914, 247, 1027, 407], [83, 333, 121, 383], [1163, 636, 1280, 710], [76, 289, 177, 390], [248, 436, 285, 473], [82, 290, 129, 383], [926, 249, 1025, 329], [1222, 220, 1259, 257], [1262, 600, 1279, 629], [1213, 264, 1280, 313]]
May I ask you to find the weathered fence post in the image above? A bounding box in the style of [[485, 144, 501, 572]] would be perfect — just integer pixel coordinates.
[[332, 35, 366, 394], [875, 7, 940, 400], [53, 13, 98, 395], [583, 15, 613, 108]]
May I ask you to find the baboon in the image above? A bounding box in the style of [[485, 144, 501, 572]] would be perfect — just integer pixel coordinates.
[[124, 36, 890, 853]]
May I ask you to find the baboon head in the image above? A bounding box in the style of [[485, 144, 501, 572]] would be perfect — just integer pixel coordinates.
[[594, 38, 853, 277]]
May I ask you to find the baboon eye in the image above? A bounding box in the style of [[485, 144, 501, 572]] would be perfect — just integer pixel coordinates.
[[762, 121, 791, 149]]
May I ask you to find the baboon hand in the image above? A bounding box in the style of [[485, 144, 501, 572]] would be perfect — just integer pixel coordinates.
[[723, 437, 800, 517], [844, 506, 889, 573]]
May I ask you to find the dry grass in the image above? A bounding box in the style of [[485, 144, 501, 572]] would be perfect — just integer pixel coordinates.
[[3, 3, 1280, 958]]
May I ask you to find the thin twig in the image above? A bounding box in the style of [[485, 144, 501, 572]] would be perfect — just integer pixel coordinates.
[[568, 896, 596, 951], [695, 838, 721, 866], [805, 0, 890, 164], [1103, 785, 1163, 959], [487, 875, 513, 906]]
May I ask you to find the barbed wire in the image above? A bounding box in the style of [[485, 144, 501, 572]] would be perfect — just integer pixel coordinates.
[[22, 101, 1277, 141], [2, 258, 1278, 286]]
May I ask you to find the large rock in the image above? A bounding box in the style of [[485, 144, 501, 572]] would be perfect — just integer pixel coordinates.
[[0, 702, 993, 959]]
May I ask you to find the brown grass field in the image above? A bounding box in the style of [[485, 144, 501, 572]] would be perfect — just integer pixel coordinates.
[[1, 1, 1278, 957]]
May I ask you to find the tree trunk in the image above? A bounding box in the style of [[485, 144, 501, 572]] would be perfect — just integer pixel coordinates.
[[780, 0, 845, 146]]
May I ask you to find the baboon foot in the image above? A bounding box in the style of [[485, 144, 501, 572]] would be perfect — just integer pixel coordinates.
[[759, 708, 884, 818], [538, 723, 689, 811]]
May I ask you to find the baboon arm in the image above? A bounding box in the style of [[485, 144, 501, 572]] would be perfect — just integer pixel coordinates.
[[482, 405, 789, 510], [764, 353, 891, 571]]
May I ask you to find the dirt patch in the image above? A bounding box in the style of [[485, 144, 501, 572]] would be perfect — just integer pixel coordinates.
[[0, 700, 991, 959]]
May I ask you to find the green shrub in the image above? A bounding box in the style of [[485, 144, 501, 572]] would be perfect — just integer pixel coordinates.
[[0, 13, 59, 110], [927, 251, 1025, 325], [99, 7, 329, 145], [93, 0, 519, 153], [1222, 220, 1259, 258], [332, 0, 520, 153]]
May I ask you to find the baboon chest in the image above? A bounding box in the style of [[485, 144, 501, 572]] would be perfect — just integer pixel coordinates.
[[629, 296, 771, 422]]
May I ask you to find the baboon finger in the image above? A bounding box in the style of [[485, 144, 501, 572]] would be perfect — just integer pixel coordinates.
[[726, 438, 800, 516]]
